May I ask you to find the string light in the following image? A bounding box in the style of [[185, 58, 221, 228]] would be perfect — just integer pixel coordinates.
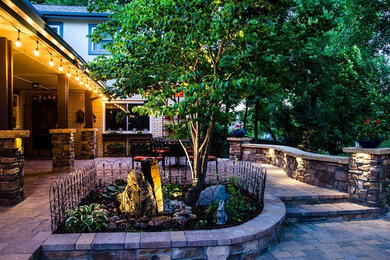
[[99, 93, 103, 97], [58, 59, 64, 71], [34, 41, 39, 56], [15, 30, 21, 47], [85, 79, 89, 88], [75, 70, 79, 81], [66, 67, 71, 77], [49, 53, 55, 66], [79, 76, 84, 85], [94, 88, 98, 93]]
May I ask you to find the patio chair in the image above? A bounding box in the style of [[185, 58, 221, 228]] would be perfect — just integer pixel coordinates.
[[129, 140, 163, 168]]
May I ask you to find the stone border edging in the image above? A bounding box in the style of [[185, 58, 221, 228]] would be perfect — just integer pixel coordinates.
[[41, 195, 285, 259], [242, 143, 349, 164]]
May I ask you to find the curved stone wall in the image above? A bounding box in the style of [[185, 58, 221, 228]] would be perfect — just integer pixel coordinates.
[[41, 195, 286, 260], [240, 143, 349, 192]]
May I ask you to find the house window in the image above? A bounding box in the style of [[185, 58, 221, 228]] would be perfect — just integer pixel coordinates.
[[105, 103, 150, 131], [48, 23, 63, 37], [89, 24, 110, 55]]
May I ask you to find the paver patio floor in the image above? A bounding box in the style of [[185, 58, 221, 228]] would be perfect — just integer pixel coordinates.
[[0, 159, 389, 260]]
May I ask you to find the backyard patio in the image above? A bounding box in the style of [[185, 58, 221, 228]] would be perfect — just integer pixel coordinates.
[[0, 157, 389, 259]]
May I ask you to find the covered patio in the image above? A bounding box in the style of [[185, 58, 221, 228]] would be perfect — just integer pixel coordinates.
[[0, 0, 105, 206]]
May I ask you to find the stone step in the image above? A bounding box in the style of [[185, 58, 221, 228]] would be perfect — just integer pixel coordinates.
[[280, 193, 349, 205], [285, 202, 381, 223]]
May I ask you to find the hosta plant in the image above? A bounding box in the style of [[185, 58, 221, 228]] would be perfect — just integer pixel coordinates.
[[65, 203, 108, 232]]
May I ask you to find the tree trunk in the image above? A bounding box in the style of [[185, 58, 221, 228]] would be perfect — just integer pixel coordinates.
[[253, 99, 260, 143], [243, 100, 249, 130]]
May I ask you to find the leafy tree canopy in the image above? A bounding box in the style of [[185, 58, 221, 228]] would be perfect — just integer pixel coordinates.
[[88, 0, 290, 188], [31, 0, 89, 6]]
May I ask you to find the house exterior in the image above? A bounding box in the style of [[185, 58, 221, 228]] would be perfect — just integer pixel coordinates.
[[28, 4, 165, 158]]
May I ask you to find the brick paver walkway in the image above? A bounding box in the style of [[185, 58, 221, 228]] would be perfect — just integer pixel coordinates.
[[260, 215, 390, 259], [264, 164, 348, 200], [0, 159, 389, 260]]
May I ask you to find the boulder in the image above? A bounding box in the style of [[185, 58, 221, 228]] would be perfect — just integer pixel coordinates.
[[196, 185, 229, 206]]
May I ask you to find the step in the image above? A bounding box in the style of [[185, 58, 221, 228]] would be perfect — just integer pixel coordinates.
[[280, 193, 349, 205], [285, 202, 381, 223]]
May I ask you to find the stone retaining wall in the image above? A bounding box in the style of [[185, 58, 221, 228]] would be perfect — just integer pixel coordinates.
[[0, 130, 29, 205], [41, 195, 285, 260], [80, 129, 97, 159], [240, 143, 349, 192], [50, 129, 76, 173]]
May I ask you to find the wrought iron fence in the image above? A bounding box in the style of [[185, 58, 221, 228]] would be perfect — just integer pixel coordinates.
[[49, 158, 266, 232]]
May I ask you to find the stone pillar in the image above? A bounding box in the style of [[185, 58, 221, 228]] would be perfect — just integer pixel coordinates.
[[343, 147, 390, 213], [227, 137, 252, 160], [0, 130, 30, 205], [80, 128, 97, 159], [50, 129, 76, 173]]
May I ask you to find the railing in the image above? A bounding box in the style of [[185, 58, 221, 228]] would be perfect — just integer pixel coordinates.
[[49, 158, 267, 232]]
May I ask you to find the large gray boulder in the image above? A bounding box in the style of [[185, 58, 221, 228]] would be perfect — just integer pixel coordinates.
[[196, 185, 229, 206]]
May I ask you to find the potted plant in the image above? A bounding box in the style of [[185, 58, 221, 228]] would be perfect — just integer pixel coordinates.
[[357, 118, 385, 148], [232, 125, 247, 138]]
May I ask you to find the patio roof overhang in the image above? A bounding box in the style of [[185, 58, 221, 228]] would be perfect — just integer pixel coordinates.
[[0, 0, 106, 93]]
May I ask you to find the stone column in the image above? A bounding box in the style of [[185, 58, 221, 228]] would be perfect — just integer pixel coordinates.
[[227, 137, 252, 160], [80, 128, 97, 159], [50, 129, 76, 173], [343, 147, 390, 213], [0, 130, 30, 205]]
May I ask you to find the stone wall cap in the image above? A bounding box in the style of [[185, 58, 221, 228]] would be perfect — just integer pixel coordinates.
[[0, 130, 30, 139], [227, 137, 252, 142], [242, 143, 349, 164], [50, 129, 77, 134], [343, 147, 390, 155], [79, 128, 99, 132], [41, 195, 285, 252]]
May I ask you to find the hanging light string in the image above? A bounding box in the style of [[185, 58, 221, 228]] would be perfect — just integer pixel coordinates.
[[0, 13, 105, 93]]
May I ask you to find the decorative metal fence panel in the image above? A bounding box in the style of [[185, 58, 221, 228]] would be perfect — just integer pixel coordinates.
[[49, 158, 266, 232]]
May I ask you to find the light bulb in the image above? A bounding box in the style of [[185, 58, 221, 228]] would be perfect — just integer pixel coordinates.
[[34, 41, 39, 56], [15, 30, 21, 47], [67, 71, 71, 77], [59, 59, 63, 71], [86, 80, 89, 88], [75, 71, 79, 81], [80, 80, 83, 85], [94, 89, 98, 93], [49, 54, 54, 66], [99, 93, 103, 97], [88, 86, 92, 91]]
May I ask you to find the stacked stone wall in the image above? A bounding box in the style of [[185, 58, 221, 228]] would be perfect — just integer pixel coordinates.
[[241, 145, 349, 192], [348, 153, 389, 211], [51, 130, 75, 173], [80, 130, 96, 159], [0, 140, 24, 205]]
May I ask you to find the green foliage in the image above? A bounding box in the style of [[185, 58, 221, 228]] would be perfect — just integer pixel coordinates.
[[65, 203, 108, 232], [238, 0, 390, 154], [87, 0, 290, 187], [101, 180, 126, 199], [162, 183, 184, 200], [205, 179, 256, 225], [31, 0, 89, 5], [225, 178, 256, 224]]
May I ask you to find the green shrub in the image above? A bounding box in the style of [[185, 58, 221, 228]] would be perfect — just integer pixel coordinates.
[[65, 203, 108, 232], [225, 178, 256, 223], [162, 183, 184, 200], [101, 180, 126, 199]]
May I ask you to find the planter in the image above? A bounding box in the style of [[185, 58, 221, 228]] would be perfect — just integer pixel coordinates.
[[232, 129, 246, 138], [357, 139, 382, 148]]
